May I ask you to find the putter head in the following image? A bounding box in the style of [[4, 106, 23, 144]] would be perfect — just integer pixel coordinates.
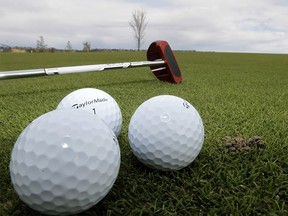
[[147, 40, 182, 84]]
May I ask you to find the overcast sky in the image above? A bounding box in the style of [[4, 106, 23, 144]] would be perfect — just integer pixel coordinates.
[[0, 0, 287, 53]]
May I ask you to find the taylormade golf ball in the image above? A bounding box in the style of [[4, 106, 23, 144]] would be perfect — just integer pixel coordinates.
[[128, 95, 204, 171], [57, 88, 122, 136], [10, 109, 120, 215]]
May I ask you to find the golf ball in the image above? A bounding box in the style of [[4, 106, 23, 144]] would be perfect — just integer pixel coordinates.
[[128, 95, 204, 171], [57, 88, 122, 136], [10, 109, 120, 215]]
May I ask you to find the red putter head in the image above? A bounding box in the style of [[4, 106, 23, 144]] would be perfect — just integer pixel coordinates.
[[147, 40, 182, 84]]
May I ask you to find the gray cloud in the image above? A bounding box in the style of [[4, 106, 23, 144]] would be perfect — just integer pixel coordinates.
[[0, 0, 287, 53]]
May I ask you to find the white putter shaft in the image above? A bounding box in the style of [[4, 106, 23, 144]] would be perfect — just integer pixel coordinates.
[[0, 60, 165, 80]]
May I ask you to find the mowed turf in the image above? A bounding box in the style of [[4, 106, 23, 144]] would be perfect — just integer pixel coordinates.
[[0, 51, 287, 215]]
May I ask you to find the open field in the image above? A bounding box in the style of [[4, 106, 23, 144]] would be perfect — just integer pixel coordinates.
[[0, 51, 287, 215]]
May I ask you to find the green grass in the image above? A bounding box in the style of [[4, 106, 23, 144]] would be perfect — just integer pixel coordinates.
[[0, 51, 287, 215]]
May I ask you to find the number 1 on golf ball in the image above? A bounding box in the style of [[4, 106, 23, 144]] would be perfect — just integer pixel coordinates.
[[57, 88, 122, 136]]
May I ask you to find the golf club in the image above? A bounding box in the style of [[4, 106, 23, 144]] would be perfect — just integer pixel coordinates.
[[0, 40, 182, 84]]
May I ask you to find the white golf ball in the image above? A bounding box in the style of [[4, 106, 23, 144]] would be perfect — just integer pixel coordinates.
[[10, 109, 120, 215], [57, 88, 122, 136], [128, 95, 204, 171]]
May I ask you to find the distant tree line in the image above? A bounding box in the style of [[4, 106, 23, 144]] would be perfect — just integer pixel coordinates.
[[0, 36, 91, 53], [35, 36, 92, 52], [34, 36, 104, 52]]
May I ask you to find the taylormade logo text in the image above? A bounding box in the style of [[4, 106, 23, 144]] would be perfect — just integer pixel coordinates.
[[72, 98, 108, 109]]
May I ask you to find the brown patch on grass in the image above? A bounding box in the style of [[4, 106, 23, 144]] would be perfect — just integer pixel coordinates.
[[224, 132, 265, 153]]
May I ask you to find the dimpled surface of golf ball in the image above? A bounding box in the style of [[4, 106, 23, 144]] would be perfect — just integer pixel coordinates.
[[10, 109, 120, 215], [57, 88, 122, 136], [128, 95, 204, 171]]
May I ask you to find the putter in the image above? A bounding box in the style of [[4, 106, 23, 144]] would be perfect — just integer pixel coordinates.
[[0, 40, 182, 84]]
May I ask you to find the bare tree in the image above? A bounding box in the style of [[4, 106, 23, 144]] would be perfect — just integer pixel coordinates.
[[36, 36, 47, 52], [66, 41, 73, 51], [129, 9, 148, 51], [83, 41, 91, 52]]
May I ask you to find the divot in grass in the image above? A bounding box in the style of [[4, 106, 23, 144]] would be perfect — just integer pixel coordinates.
[[224, 132, 265, 153]]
